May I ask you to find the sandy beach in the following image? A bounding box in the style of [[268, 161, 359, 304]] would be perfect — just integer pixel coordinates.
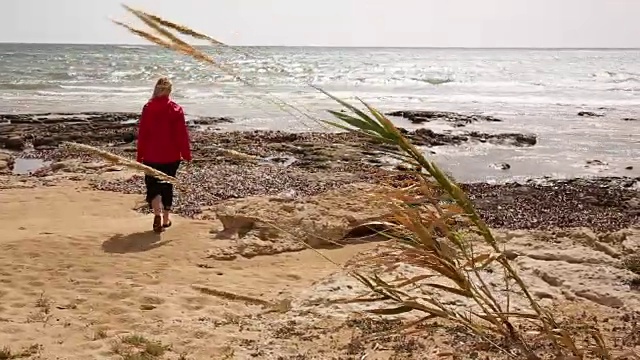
[[0, 174, 639, 359], [0, 110, 639, 359]]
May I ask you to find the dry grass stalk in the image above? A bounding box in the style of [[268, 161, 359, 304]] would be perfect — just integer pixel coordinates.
[[122, 5, 223, 45], [111, 5, 630, 359], [61, 142, 180, 186], [214, 148, 259, 162], [113, 5, 318, 126], [124, 5, 328, 128], [125, 4, 327, 103], [191, 285, 281, 308], [316, 93, 624, 359], [114, 5, 327, 129]]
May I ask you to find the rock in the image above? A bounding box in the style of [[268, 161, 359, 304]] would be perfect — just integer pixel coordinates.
[[3, 136, 25, 151], [532, 267, 565, 287], [215, 214, 278, 240], [121, 132, 136, 143], [50, 161, 71, 172], [593, 241, 621, 258], [0, 150, 13, 164], [33, 136, 57, 148], [621, 230, 640, 255], [525, 248, 614, 265], [622, 118, 637, 121], [465, 131, 537, 147], [386, 110, 503, 126], [586, 159, 608, 167], [235, 236, 301, 258], [562, 289, 578, 301], [578, 111, 604, 117], [192, 116, 234, 125], [626, 166, 634, 170], [0, 112, 146, 148], [573, 290, 625, 308], [104, 166, 124, 172], [491, 162, 511, 170], [205, 248, 238, 261], [503, 249, 521, 260], [515, 256, 638, 310], [568, 228, 598, 244], [598, 230, 628, 244], [0, 160, 9, 174], [50, 160, 92, 173], [84, 162, 109, 171], [532, 288, 556, 300], [210, 184, 393, 257], [403, 129, 536, 148], [0, 150, 15, 175], [409, 128, 467, 146]]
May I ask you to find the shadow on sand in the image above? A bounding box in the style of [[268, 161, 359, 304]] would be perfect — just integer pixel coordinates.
[[102, 231, 172, 254]]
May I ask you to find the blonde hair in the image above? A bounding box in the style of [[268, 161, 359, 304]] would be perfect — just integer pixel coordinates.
[[152, 77, 173, 98]]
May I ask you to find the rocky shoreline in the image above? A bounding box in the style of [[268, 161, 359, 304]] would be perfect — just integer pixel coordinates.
[[1, 111, 638, 232], [0, 111, 538, 152]]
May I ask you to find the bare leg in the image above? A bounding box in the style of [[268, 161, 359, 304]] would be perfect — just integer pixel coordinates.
[[162, 209, 171, 226], [151, 195, 162, 216]]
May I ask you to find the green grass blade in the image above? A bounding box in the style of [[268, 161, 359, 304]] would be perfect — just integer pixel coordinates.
[[327, 110, 382, 133], [357, 97, 401, 139], [311, 85, 386, 134]]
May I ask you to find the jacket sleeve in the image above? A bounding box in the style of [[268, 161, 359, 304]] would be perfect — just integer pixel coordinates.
[[136, 104, 150, 163], [175, 106, 192, 161]]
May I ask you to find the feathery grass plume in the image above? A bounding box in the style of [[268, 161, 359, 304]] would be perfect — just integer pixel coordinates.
[[121, 5, 326, 124], [111, 6, 624, 359], [129, 6, 330, 102], [123, 6, 223, 45], [63, 142, 257, 184], [215, 148, 259, 162], [114, 5, 324, 129], [61, 142, 180, 186], [122, 5, 219, 67]]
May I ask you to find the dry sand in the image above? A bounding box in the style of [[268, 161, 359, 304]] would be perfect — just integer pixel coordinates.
[[0, 168, 639, 359]]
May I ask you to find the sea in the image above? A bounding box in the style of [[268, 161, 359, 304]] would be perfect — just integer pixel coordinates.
[[0, 43, 639, 182]]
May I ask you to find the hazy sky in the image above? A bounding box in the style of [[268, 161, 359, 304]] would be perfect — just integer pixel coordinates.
[[1, 0, 639, 47]]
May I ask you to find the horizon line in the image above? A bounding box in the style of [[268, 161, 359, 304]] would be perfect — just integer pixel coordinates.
[[1, 41, 639, 50]]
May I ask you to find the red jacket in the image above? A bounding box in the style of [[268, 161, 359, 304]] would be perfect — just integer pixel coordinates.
[[136, 95, 192, 164]]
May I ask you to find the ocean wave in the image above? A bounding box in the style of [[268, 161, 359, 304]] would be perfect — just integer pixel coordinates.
[[172, 89, 224, 99], [59, 85, 150, 93], [0, 82, 152, 94], [35, 90, 147, 97], [610, 77, 640, 84], [409, 77, 454, 85], [606, 87, 640, 92], [46, 71, 78, 81], [0, 83, 62, 90], [593, 71, 640, 84], [116, 45, 148, 51]]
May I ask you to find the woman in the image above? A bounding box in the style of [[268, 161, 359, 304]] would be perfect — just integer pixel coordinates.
[[136, 77, 192, 233]]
